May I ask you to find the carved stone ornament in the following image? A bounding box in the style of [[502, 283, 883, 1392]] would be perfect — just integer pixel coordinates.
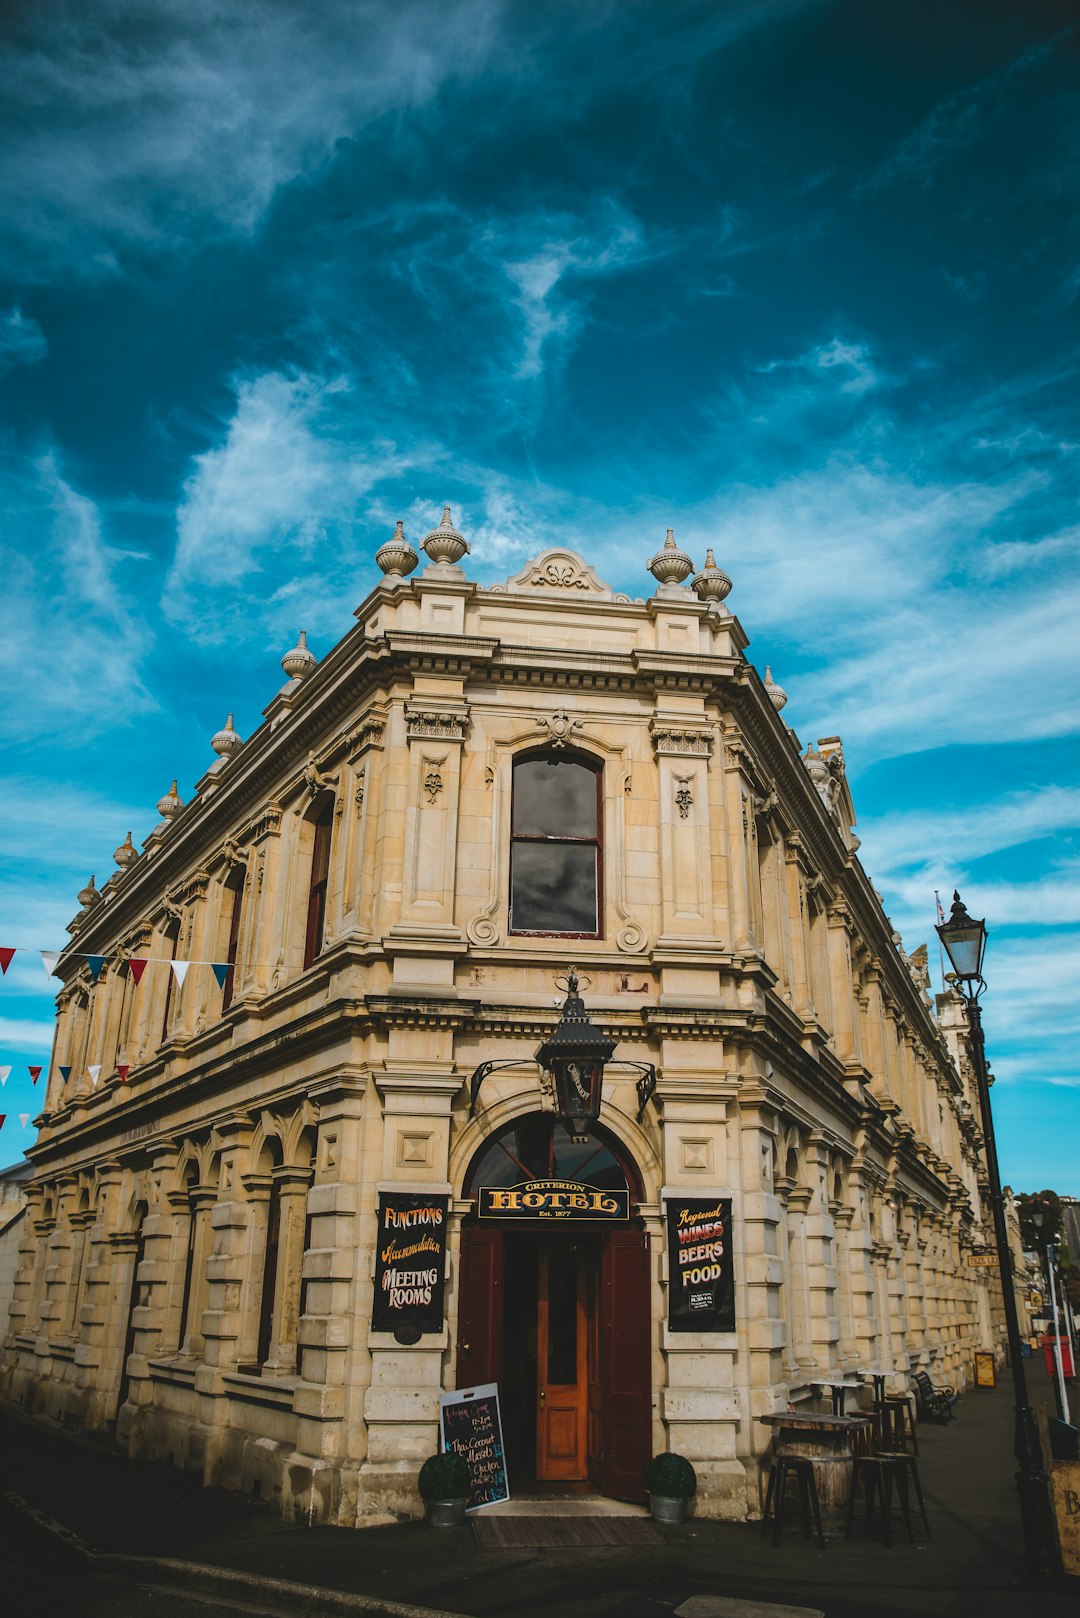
[[345, 710, 386, 756], [423, 764, 444, 804], [539, 708, 583, 749], [674, 780, 693, 819], [222, 836, 247, 870], [506, 548, 613, 596], [156, 779, 184, 819], [210, 713, 243, 758], [404, 705, 468, 742], [691, 548, 732, 603], [375, 519, 419, 579], [303, 755, 336, 799], [113, 831, 138, 869], [422, 506, 469, 565], [281, 630, 317, 681], [649, 718, 714, 758], [647, 528, 694, 588]]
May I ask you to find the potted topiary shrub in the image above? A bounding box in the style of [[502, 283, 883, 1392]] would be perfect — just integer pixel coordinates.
[[418, 1450, 471, 1527], [644, 1452, 696, 1524]]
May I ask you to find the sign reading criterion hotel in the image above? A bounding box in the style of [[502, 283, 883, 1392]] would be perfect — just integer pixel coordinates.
[[371, 1192, 448, 1335], [478, 1179, 629, 1220], [666, 1197, 735, 1332]]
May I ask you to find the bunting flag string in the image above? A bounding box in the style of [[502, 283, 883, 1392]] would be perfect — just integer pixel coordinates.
[[0, 945, 235, 980]]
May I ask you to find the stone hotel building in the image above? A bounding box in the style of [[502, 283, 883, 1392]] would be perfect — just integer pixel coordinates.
[[1, 514, 1006, 1523]]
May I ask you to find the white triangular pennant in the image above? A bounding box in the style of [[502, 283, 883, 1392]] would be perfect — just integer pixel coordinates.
[[19, 1113, 29, 1127], [90, 1070, 99, 1088], [41, 950, 61, 979], [0, 1066, 10, 1086], [170, 960, 190, 989], [88, 1064, 101, 1083]]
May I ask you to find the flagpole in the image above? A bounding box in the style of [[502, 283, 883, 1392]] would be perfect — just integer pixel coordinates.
[[934, 891, 948, 992]]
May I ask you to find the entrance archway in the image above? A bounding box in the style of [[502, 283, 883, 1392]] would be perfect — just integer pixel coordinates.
[[457, 1115, 651, 1502]]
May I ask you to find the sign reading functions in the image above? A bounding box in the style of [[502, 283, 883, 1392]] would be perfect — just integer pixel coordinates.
[[666, 1196, 735, 1333], [478, 1178, 629, 1221], [440, 1383, 509, 1511], [371, 1191, 448, 1336]]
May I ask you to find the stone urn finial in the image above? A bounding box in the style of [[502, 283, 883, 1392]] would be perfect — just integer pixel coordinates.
[[113, 830, 137, 869], [763, 666, 788, 712], [422, 506, 470, 566], [157, 779, 184, 820], [77, 874, 100, 908], [648, 527, 694, 588], [375, 519, 419, 579], [211, 712, 243, 758], [691, 547, 733, 603], [281, 629, 317, 681]]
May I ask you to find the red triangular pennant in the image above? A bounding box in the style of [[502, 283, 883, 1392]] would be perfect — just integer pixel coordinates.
[[128, 957, 148, 986], [29, 1066, 42, 1084], [117, 1065, 129, 1083], [0, 946, 14, 974], [0, 1116, 5, 1132]]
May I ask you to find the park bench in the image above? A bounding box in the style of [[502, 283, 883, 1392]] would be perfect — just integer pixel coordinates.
[[913, 1369, 957, 1422]]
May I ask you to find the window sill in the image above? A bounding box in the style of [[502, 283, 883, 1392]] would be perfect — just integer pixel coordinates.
[[222, 1368, 298, 1411], [147, 1357, 198, 1389]]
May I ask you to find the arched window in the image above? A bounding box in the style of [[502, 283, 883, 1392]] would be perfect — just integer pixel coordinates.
[[304, 795, 334, 969], [509, 751, 602, 937], [160, 919, 181, 1044]]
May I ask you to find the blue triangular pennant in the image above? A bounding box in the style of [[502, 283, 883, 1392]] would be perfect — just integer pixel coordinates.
[[85, 954, 106, 983], [211, 963, 230, 990], [59, 1065, 71, 1081]]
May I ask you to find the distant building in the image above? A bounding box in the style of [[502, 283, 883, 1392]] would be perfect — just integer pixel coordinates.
[[0, 1159, 32, 1339], [1, 517, 1006, 1522]]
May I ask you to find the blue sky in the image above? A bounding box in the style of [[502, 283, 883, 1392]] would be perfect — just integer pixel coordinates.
[[1, 0, 1077, 1191]]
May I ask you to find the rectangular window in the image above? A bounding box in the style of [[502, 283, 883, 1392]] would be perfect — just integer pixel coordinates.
[[509, 753, 601, 937], [222, 880, 243, 1010], [304, 805, 334, 969]]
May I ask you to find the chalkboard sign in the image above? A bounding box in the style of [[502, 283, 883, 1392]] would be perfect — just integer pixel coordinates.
[[371, 1192, 448, 1336], [439, 1383, 509, 1511], [666, 1196, 735, 1333]]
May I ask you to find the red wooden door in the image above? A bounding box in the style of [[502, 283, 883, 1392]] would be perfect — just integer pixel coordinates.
[[536, 1242, 587, 1480], [456, 1224, 502, 1389], [599, 1227, 651, 1503]]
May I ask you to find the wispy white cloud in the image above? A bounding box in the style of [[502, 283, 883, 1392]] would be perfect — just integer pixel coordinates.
[[860, 34, 1062, 195], [166, 369, 427, 638], [0, 307, 47, 372], [0, 449, 153, 742], [758, 336, 881, 395], [0, 0, 509, 280], [0, 1016, 56, 1052]]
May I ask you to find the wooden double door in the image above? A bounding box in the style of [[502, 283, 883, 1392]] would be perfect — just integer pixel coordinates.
[[456, 1223, 651, 1501]]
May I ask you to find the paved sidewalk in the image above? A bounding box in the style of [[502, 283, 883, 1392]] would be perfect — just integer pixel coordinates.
[[2, 1362, 1077, 1618]]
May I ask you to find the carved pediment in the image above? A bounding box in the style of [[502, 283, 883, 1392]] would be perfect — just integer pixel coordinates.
[[506, 548, 613, 597]]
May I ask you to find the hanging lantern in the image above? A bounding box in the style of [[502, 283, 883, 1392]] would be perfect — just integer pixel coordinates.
[[534, 970, 617, 1139]]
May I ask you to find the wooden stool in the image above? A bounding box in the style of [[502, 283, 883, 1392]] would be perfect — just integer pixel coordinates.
[[845, 1452, 930, 1546], [761, 1455, 826, 1548]]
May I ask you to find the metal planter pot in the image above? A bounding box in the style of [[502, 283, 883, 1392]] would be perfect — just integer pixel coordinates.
[[425, 1497, 467, 1528], [649, 1493, 690, 1525]]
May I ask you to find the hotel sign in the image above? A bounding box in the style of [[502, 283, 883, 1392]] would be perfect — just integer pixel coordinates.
[[478, 1179, 629, 1221]]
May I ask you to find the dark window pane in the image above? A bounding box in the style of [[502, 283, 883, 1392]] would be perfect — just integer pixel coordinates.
[[511, 842, 597, 933], [512, 757, 597, 838]]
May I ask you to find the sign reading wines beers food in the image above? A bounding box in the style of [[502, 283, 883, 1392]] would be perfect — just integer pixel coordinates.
[[371, 1191, 448, 1335], [478, 1178, 629, 1220], [440, 1383, 509, 1510], [666, 1196, 735, 1332]]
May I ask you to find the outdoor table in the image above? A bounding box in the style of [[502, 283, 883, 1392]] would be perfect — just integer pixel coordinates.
[[759, 1410, 871, 1536], [811, 1378, 863, 1416]]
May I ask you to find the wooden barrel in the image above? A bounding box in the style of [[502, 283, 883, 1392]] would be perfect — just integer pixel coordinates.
[[779, 1433, 855, 1535]]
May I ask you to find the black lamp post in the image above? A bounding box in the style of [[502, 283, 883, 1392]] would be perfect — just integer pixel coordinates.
[[535, 970, 617, 1139], [936, 890, 1060, 1581]]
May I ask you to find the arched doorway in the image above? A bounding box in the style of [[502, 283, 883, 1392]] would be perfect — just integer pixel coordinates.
[[457, 1114, 651, 1502]]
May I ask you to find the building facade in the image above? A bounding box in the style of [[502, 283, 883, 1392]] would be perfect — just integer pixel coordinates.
[[2, 518, 1004, 1524]]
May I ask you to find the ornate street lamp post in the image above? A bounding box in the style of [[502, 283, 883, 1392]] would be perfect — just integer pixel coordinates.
[[534, 970, 617, 1138], [936, 891, 1060, 1581]]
